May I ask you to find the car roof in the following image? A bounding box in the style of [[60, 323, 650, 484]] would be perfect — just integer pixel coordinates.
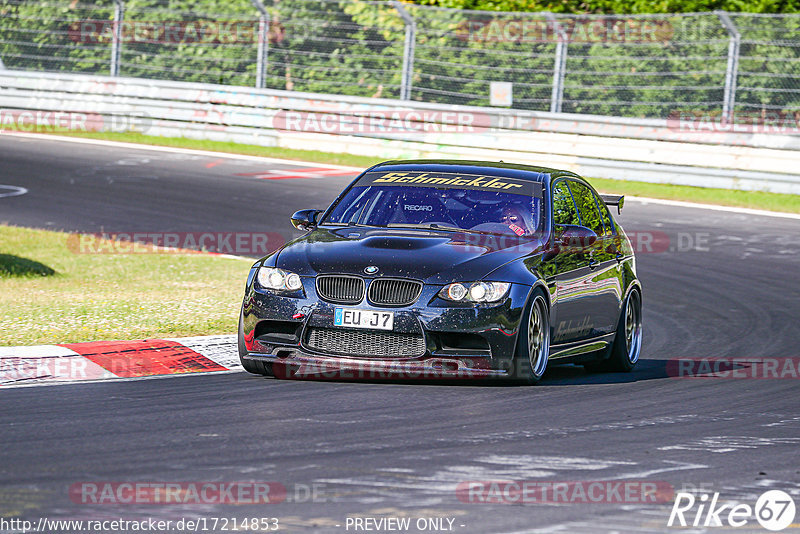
[[371, 159, 581, 182]]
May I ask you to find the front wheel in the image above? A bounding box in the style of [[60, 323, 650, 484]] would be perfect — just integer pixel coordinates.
[[514, 291, 551, 385]]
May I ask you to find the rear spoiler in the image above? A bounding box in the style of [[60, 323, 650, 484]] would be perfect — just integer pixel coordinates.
[[600, 194, 625, 214]]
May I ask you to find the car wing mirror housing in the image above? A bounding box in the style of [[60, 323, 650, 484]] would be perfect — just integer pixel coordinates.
[[291, 209, 322, 232], [556, 224, 598, 249]]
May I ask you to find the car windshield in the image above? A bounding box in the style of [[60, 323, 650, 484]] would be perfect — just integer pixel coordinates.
[[322, 170, 544, 237]]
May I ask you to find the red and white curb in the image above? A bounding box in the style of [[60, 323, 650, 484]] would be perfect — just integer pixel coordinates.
[[0, 335, 242, 388]]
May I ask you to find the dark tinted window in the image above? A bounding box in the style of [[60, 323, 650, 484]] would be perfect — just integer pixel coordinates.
[[552, 181, 580, 226], [597, 197, 615, 236], [568, 181, 604, 236]]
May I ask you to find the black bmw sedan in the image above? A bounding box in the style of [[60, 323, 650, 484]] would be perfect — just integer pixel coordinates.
[[238, 160, 642, 384]]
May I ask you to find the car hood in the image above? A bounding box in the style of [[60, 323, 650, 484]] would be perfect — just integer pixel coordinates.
[[275, 226, 545, 284]]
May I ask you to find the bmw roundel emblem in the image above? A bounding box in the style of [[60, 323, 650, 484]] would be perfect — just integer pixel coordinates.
[[364, 265, 379, 275]]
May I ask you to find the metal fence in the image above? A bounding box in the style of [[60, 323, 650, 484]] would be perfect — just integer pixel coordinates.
[[1, 0, 799, 120]]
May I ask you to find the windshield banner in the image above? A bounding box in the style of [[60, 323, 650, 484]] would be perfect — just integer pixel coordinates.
[[357, 171, 542, 197]]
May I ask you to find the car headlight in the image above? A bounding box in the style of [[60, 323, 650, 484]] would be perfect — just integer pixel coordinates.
[[257, 267, 304, 292], [439, 282, 510, 303]]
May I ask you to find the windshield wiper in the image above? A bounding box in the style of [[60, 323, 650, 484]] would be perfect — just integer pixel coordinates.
[[386, 223, 464, 232], [387, 223, 520, 236]]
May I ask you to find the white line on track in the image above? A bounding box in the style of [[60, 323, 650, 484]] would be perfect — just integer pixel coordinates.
[[4, 132, 798, 219], [0, 185, 28, 198], [1, 132, 361, 170]]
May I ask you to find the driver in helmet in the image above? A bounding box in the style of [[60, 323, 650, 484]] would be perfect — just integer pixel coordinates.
[[500, 204, 531, 236]]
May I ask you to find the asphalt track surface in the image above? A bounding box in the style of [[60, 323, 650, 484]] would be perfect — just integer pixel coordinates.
[[1, 134, 799, 533]]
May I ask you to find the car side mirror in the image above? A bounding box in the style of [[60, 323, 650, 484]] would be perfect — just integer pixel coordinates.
[[556, 224, 597, 249], [291, 209, 321, 232]]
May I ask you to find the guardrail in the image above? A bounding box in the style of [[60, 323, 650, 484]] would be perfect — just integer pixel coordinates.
[[1, 70, 798, 194]]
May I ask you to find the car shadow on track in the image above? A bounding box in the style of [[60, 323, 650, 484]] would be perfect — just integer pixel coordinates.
[[538, 358, 672, 386], [239, 358, 673, 387]]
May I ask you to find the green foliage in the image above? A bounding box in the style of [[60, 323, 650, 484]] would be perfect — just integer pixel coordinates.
[[119, 0, 258, 85], [0, 0, 114, 73], [263, 0, 404, 97], [1, 0, 798, 118], [410, 0, 800, 14]]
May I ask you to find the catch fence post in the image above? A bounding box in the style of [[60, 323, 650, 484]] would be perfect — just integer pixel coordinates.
[[393, 1, 416, 101], [545, 13, 567, 113], [110, 0, 124, 76], [717, 10, 740, 121], [250, 0, 270, 89]]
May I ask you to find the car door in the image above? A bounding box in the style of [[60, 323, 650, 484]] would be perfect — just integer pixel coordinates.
[[567, 180, 622, 336], [547, 179, 596, 346]]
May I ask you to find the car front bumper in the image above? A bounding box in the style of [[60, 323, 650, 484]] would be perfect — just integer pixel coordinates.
[[241, 279, 532, 379]]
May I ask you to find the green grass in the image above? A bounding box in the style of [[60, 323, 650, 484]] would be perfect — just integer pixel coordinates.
[[0, 225, 252, 345], [52, 131, 800, 214]]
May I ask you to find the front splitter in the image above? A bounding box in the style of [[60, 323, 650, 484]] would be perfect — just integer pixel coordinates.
[[244, 351, 508, 381]]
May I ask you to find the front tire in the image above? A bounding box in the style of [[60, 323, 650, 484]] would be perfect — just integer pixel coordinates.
[[238, 310, 271, 376], [514, 291, 551, 385]]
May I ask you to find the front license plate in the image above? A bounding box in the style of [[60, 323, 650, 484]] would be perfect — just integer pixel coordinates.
[[334, 308, 394, 330]]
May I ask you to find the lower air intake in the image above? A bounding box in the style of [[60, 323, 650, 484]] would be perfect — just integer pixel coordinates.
[[305, 327, 426, 358]]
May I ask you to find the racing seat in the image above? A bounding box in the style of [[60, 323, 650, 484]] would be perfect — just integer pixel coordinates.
[[387, 191, 454, 226]]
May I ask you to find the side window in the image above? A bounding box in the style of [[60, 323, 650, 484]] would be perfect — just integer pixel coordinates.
[[568, 181, 604, 236], [326, 187, 371, 224], [596, 196, 615, 236], [552, 180, 580, 226]]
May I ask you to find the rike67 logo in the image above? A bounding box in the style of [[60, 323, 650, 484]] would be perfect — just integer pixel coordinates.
[[668, 490, 796, 531]]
